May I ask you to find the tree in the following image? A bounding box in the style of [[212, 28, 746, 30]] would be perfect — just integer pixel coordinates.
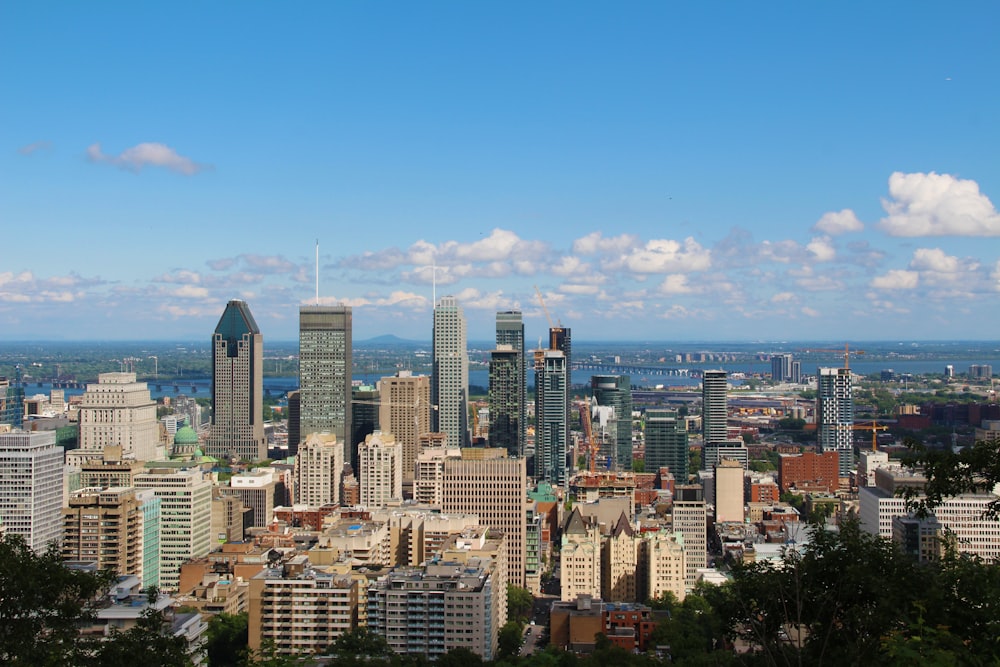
[[497, 620, 524, 660], [903, 437, 1000, 518], [205, 612, 249, 666], [0, 534, 191, 666], [327, 627, 392, 658], [507, 584, 533, 624]]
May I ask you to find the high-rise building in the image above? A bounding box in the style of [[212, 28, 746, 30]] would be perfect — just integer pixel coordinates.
[[714, 459, 744, 523], [770, 354, 793, 383], [379, 372, 431, 483], [358, 431, 402, 508], [0, 430, 63, 552], [432, 296, 469, 448], [221, 469, 283, 528], [817, 367, 854, 477], [549, 327, 571, 393], [701, 370, 728, 445], [0, 369, 25, 427], [295, 432, 343, 506], [560, 508, 602, 602], [489, 345, 520, 457], [535, 350, 568, 487], [62, 486, 160, 588], [297, 306, 352, 460], [672, 484, 707, 591], [644, 410, 688, 482], [133, 468, 212, 591], [494, 311, 526, 455], [442, 450, 527, 587], [204, 300, 267, 462], [591, 375, 633, 470], [351, 385, 380, 473], [76, 372, 159, 462]]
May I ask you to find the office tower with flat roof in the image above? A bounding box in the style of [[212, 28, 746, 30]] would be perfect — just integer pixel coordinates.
[[701, 370, 728, 445], [379, 372, 431, 483], [77, 372, 159, 462], [489, 345, 520, 457], [535, 350, 568, 486], [495, 311, 526, 455], [644, 409, 688, 481], [358, 431, 403, 508], [204, 300, 267, 462], [351, 385, 380, 472], [297, 305, 352, 460], [133, 468, 212, 591], [0, 430, 63, 552], [62, 486, 160, 587], [770, 354, 793, 382], [592, 375, 633, 470], [817, 367, 854, 477], [672, 484, 707, 591], [295, 432, 343, 506], [432, 296, 469, 448], [0, 370, 25, 427], [442, 450, 527, 587]]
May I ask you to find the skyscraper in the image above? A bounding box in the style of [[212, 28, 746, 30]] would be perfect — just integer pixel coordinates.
[[701, 370, 728, 445], [818, 367, 854, 477], [297, 305, 352, 460], [489, 345, 520, 457], [432, 296, 469, 448], [549, 326, 571, 394], [644, 409, 688, 481], [204, 300, 267, 462], [535, 349, 568, 486], [358, 431, 402, 508], [0, 430, 63, 552], [494, 311, 526, 455], [378, 372, 431, 482], [770, 354, 793, 382], [295, 432, 343, 506], [76, 372, 159, 462], [591, 375, 633, 470]]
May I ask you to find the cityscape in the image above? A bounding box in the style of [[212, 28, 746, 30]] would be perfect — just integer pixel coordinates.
[[1, 294, 999, 664], [4, 2, 1000, 665]]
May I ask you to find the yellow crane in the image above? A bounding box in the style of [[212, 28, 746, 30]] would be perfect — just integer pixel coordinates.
[[799, 343, 866, 371], [577, 398, 600, 473], [853, 420, 888, 451]]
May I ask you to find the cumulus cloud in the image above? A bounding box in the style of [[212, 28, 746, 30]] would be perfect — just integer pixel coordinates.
[[610, 237, 711, 273], [879, 171, 1000, 236], [559, 283, 600, 295], [813, 209, 864, 235], [806, 236, 836, 262], [771, 292, 796, 303], [18, 141, 52, 155], [572, 232, 639, 255], [87, 142, 208, 175], [871, 269, 919, 290], [155, 270, 203, 284], [172, 285, 210, 299], [909, 247, 960, 273], [658, 274, 694, 294]]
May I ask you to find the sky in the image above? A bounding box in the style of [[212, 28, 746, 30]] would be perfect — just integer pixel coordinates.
[[2, 2, 999, 343]]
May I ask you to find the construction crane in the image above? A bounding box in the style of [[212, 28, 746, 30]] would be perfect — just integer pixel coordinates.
[[852, 420, 888, 451], [577, 398, 600, 473], [534, 285, 560, 331], [798, 343, 866, 371]]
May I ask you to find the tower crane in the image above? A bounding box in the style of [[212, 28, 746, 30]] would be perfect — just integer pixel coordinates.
[[577, 398, 600, 473], [798, 343, 866, 371], [852, 420, 889, 451]]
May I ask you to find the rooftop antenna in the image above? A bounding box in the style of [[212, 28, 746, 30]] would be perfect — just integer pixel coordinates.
[[315, 239, 320, 306], [431, 263, 438, 308]]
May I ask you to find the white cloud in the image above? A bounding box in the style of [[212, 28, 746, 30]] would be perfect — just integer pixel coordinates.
[[806, 236, 836, 262], [658, 274, 694, 294], [908, 248, 960, 273], [771, 292, 796, 303], [801, 306, 820, 317], [879, 171, 1000, 236], [87, 142, 208, 175], [611, 237, 711, 273], [572, 232, 639, 255], [813, 209, 863, 235], [172, 285, 210, 299], [870, 270, 919, 290], [559, 283, 599, 295], [18, 141, 52, 156]]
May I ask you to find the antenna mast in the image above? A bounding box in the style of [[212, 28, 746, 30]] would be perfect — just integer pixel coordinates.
[[315, 239, 319, 306]]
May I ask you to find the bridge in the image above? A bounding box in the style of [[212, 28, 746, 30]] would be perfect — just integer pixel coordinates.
[[571, 363, 694, 378]]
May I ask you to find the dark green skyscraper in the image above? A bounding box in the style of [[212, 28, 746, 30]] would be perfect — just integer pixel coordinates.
[[644, 409, 688, 481], [591, 374, 633, 470]]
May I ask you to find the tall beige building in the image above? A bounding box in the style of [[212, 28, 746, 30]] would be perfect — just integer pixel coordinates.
[[134, 468, 213, 591], [672, 485, 708, 592], [62, 487, 155, 584], [714, 458, 745, 523], [602, 513, 640, 602], [378, 372, 431, 482], [204, 300, 267, 462], [295, 432, 343, 506], [76, 373, 159, 462], [442, 449, 527, 587], [249, 556, 359, 656], [221, 469, 279, 528], [643, 530, 686, 602], [560, 508, 602, 602], [358, 431, 402, 508], [413, 446, 460, 506]]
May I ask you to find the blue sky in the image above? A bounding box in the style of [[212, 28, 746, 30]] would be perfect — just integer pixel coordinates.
[[2, 2, 999, 342]]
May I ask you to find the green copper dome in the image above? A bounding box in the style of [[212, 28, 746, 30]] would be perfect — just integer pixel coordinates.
[[174, 426, 200, 446]]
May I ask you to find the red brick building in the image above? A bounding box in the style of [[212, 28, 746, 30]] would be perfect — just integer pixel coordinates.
[[778, 451, 839, 493]]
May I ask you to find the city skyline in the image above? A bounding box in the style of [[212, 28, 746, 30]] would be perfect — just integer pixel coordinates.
[[3, 4, 1000, 342]]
